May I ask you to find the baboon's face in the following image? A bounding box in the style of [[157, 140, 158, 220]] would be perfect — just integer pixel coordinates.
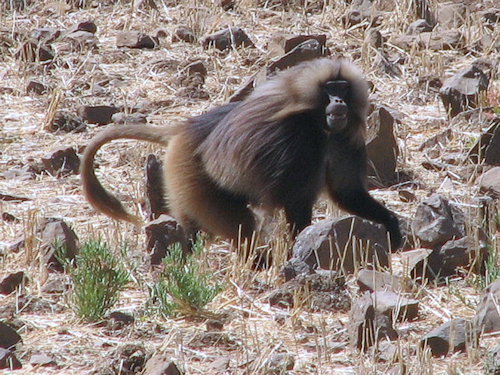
[[324, 79, 350, 133]]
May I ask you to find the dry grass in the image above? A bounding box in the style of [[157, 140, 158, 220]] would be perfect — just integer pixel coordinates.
[[0, 0, 499, 374]]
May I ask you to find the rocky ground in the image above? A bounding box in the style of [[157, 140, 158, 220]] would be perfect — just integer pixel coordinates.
[[0, 0, 499, 374]]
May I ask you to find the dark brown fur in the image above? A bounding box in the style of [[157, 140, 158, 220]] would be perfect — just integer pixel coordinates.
[[81, 58, 402, 247]]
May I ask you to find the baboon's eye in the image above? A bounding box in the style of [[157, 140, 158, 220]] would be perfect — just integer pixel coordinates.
[[325, 80, 349, 97]]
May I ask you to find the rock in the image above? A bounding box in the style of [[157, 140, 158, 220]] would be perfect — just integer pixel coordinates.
[[29, 353, 57, 367], [202, 26, 254, 51], [421, 319, 477, 357], [0, 271, 24, 295], [372, 290, 419, 321], [143, 355, 182, 375], [398, 189, 417, 203], [116, 31, 159, 49], [349, 292, 397, 349], [219, 0, 235, 11], [0, 348, 21, 370], [69, 20, 97, 34], [107, 311, 135, 330], [0, 321, 21, 349], [77, 105, 119, 125], [486, 346, 500, 375], [39, 218, 79, 271], [439, 65, 489, 118], [267, 39, 327, 75], [468, 120, 500, 164], [269, 271, 350, 311], [349, 292, 375, 349], [485, 124, 500, 165], [399, 248, 433, 277], [479, 167, 500, 198], [342, 0, 382, 28], [366, 106, 399, 187], [145, 214, 190, 265], [357, 269, 405, 292], [266, 352, 294, 373], [229, 38, 327, 102], [26, 80, 48, 95], [145, 154, 165, 220], [15, 40, 54, 62], [407, 19, 433, 34], [63, 30, 98, 51], [412, 194, 465, 248], [419, 128, 453, 152], [394, 31, 463, 51], [2, 212, 19, 222], [41, 275, 67, 294], [172, 26, 196, 43], [112, 112, 147, 124], [290, 216, 391, 274], [109, 344, 146, 374], [31, 27, 61, 43], [475, 279, 500, 334], [282, 257, 314, 281], [210, 356, 230, 372], [436, 2, 466, 28], [428, 236, 487, 277], [50, 111, 86, 132], [41, 147, 80, 177], [268, 34, 327, 57]]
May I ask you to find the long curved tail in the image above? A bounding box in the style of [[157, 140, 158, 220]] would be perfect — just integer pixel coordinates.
[[81, 124, 177, 225]]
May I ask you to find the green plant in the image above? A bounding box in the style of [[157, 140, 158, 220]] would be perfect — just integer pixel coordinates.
[[60, 240, 129, 322], [150, 238, 222, 318]]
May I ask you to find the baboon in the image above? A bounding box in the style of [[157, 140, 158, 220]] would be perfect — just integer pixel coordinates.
[[82, 58, 402, 248]]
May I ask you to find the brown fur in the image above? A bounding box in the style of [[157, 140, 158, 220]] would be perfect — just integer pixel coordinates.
[[81, 58, 402, 247]]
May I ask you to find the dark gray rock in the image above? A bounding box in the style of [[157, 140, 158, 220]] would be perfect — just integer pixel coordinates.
[[116, 31, 159, 49], [412, 194, 465, 248], [143, 355, 182, 375], [290, 216, 391, 274], [39, 218, 79, 271], [0, 271, 24, 295], [479, 167, 500, 198], [440, 65, 489, 118], [349, 292, 397, 350], [407, 19, 433, 34], [77, 105, 119, 125], [267, 352, 294, 373], [50, 111, 86, 132], [421, 319, 477, 357], [486, 346, 500, 375], [269, 271, 350, 311], [0, 348, 21, 370], [15, 40, 54, 62], [485, 124, 500, 166], [372, 290, 419, 321], [0, 321, 21, 349], [366, 106, 399, 187], [172, 26, 196, 43], [428, 236, 487, 276], [26, 80, 48, 95], [468, 120, 499, 165], [436, 2, 466, 28], [475, 279, 500, 334], [41, 147, 80, 177], [202, 26, 254, 51], [29, 353, 57, 367], [357, 269, 405, 292], [145, 214, 190, 265]]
